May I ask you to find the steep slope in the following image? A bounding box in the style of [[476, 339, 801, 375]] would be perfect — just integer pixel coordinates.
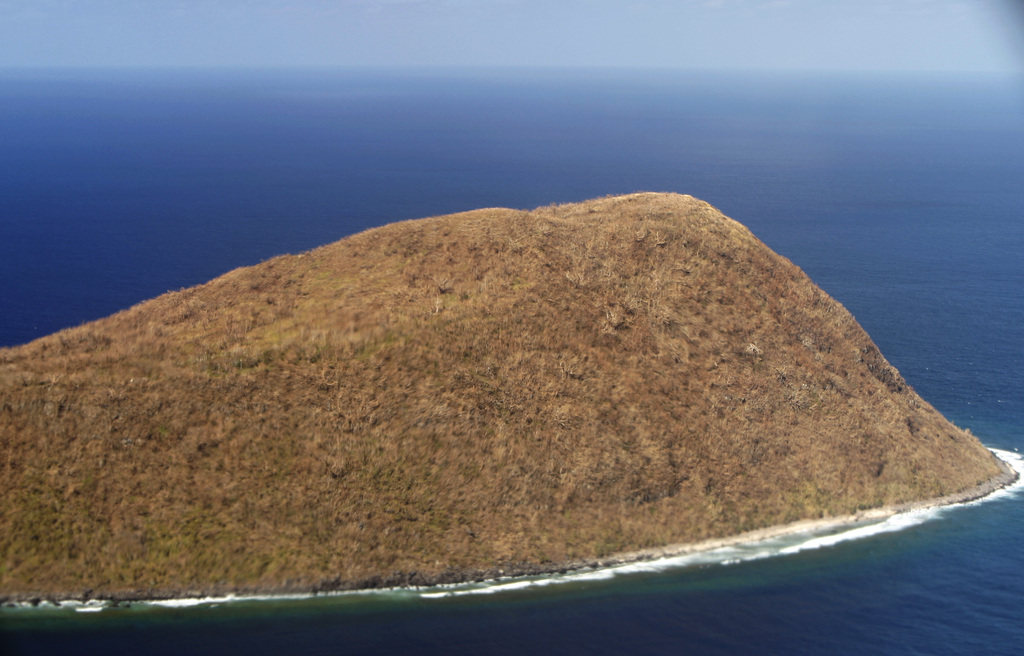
[[0, 193, 1006, 599]]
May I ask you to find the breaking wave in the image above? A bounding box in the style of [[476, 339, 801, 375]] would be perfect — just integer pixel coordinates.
[[422, 448, 1023, 598], [12, 449, 1020, 613]]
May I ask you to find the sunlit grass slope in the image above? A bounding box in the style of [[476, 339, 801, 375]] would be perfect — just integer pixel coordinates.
[[0, 193, 1003, 599]]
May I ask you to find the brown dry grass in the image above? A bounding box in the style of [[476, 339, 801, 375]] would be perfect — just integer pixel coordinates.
[[0, 192, 1003, 599]]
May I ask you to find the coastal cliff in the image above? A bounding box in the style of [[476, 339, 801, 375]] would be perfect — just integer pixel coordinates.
[[0, 193, 1007, 601]]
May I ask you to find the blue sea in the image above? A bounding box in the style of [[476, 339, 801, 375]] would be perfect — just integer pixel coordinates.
[[1, 68, 1023, 655]]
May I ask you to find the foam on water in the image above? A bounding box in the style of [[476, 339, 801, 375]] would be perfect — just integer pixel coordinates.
[[974, 448, 1024, 502], [147, 592, 316, 609], [10, 450, 1020, 612], [422, 448, 1024, 599], [777, 508, 938, 556]]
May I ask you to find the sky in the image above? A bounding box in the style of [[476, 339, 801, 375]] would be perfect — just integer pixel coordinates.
[[0, 0, 1022, 72]]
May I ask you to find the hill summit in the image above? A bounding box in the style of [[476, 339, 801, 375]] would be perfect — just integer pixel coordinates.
[[0, 193, 1007, 600]]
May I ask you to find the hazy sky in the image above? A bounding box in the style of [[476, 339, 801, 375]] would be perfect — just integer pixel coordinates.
[[1, 0, 1022, 71]]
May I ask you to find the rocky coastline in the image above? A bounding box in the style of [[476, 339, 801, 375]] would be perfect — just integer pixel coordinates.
[[3, 452, 1016, 609], [1, 193, 1011, 608]]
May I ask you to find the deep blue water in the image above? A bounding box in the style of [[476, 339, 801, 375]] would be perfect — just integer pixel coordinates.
[[1, 68, 1023, 654]]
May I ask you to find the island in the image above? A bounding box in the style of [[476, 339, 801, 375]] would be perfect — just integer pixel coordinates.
[[0, 192, 1014, 603]]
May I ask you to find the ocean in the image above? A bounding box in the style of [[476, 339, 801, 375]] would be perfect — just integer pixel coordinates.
[[1, 68, 1023, 654]]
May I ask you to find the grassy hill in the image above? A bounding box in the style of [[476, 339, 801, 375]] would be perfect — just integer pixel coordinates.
[[0, 193, 1005, 600]]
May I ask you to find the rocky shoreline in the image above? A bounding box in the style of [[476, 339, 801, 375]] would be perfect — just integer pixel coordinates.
[[2, 451, 1017, 609], [1, 193, 1010, 610]]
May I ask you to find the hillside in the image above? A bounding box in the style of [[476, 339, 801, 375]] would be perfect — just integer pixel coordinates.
[[0, 192, 1007, 601]]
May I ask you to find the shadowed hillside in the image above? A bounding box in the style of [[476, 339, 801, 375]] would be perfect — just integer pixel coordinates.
[[0, 193, 1005, 600]]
